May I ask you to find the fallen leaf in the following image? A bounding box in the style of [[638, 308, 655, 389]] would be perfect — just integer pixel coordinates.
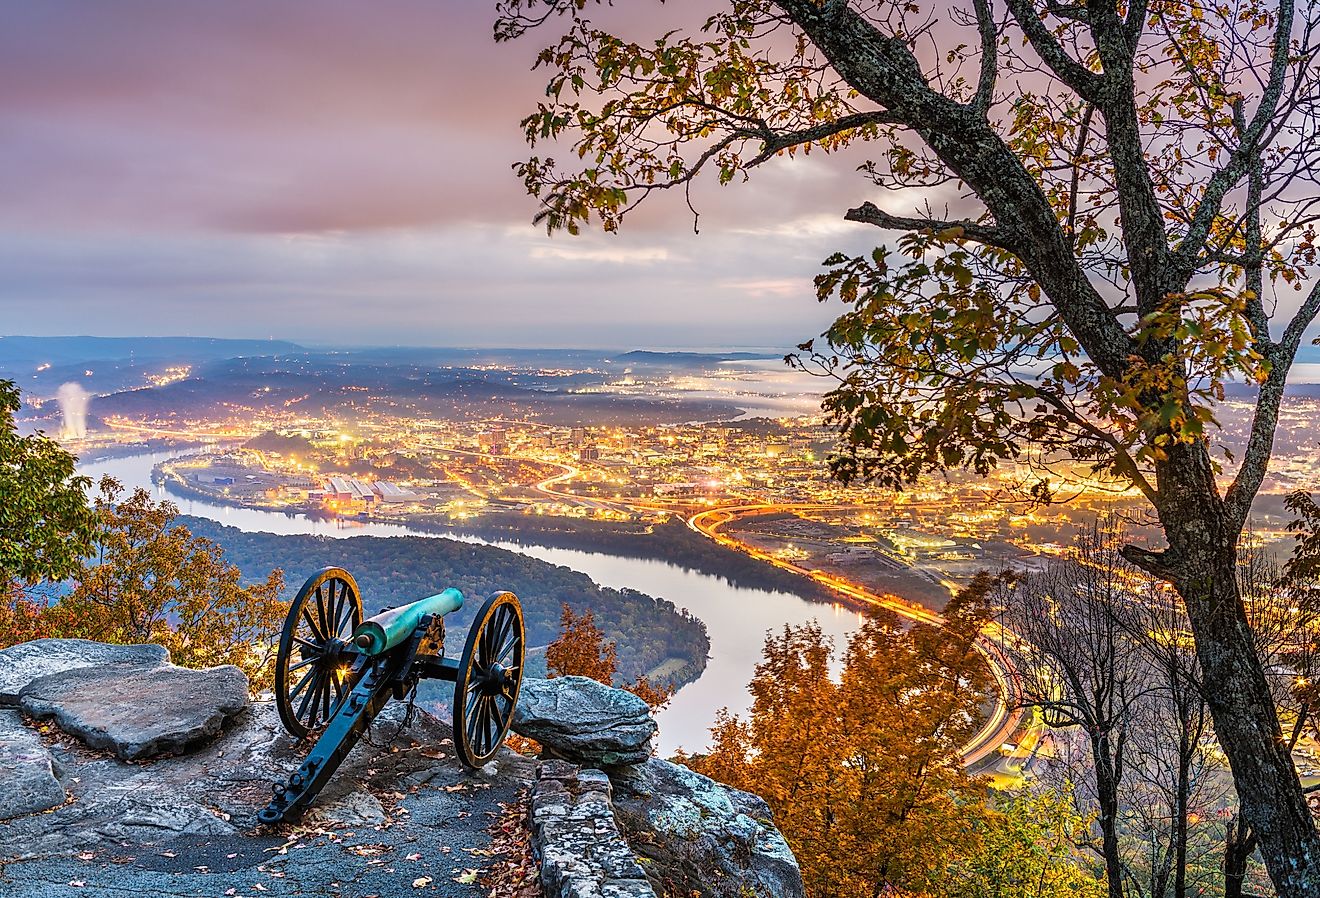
[[412, 876, 432, 888]]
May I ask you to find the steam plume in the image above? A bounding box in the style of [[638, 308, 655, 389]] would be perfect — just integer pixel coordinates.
[[56, 382, 89, 439]]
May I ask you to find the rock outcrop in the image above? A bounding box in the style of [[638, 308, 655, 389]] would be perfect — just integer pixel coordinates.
[[0, 692, 535, 898], [612, 759, 805, 898], [0, 639, 168, 706], [530, 760, 656, 898], [0, 641, 802, 898], [20, 661, 249, 761], [513, 675, 657, 766], [513, 675, 804, 898], [0, 709, 66, 820]]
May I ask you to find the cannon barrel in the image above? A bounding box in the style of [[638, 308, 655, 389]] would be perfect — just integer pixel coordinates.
[[350, 588, 464, 656]]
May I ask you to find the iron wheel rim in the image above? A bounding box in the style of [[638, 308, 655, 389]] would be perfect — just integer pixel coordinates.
[[453, 592, 524, 767], [274, 567, 364, 739]]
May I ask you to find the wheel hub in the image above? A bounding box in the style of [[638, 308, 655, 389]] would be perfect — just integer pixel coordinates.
[[479, 662, 511, 694]]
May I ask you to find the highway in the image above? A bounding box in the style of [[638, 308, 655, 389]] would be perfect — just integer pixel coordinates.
[[687, 503, 1022, 767]]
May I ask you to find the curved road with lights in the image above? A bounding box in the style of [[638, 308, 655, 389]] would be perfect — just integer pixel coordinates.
[[687, 503, 1023, 767]]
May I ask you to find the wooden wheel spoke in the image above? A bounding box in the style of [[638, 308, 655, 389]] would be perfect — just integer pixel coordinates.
[[316, 586, 332, 639], [323, 584, 338, 639], [480, 615, 500, 661], [478, 617, 495, 662], [496, 635, 520, 665], [489, 696, 508, 736], [301, 607, 324, 641], [335, 589, 355, 636], [470, 695, 487, 742], [293, 635, 322, 651], [288, 655, 320, 674], [485, 698, 501, 750], [479, 696, 496, 750], [289, 667, 316, 700], [493, 610, 514, 652], [297, 672, 322, 721]]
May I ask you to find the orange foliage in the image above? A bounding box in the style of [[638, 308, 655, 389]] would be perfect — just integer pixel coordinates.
[[0, 586, 59, 648], [1, 478, 285, 693], [546, 603, 618, 684], [687, 574, 1002, 898], [545, 603, 674, 710]]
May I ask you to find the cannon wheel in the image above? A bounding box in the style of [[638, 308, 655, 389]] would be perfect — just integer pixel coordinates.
[[453, 592, 524, 767], [274, 567, 364, 739]]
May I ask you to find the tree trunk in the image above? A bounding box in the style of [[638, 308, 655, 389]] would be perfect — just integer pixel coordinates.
[[1224, 816, 1252, 898], [1174, 727, 1191, 898], [1158, 482, 1320, 897], [1093, 734, 1126, 898]]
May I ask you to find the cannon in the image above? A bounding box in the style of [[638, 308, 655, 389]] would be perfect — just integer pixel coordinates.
[[256, 567, 524, 825]]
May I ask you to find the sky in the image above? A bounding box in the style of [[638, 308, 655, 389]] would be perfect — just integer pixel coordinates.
[[0, 0, 891, 350]]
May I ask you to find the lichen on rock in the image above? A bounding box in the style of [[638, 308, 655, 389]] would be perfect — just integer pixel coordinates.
[[610, 758, 804, 898], [513, 675, 657, 766]]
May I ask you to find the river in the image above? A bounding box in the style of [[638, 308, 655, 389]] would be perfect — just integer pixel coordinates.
[[78, 450, 863, 754]]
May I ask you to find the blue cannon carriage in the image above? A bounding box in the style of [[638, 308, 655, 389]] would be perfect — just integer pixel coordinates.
[[257, 567, 524, 825]]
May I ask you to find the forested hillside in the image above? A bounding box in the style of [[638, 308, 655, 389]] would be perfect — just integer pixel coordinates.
[[181, 516, 710, 687]]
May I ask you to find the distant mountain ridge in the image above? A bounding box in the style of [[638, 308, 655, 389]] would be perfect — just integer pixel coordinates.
[[615, 350, 781, 364], [0, 336, 305, 367]]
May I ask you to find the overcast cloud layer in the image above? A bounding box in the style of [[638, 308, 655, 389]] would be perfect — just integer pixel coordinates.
[[0, 0, 899, 348]]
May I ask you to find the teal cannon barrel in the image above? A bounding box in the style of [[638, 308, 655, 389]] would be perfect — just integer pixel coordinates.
[[351, 588, 464, 656]]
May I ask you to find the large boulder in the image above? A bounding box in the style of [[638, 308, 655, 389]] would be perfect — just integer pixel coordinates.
[[20, 661, 250, 760], [0, 638, 168, 706], [0, 709, 66, 820], [513, 676, 657, 767], [611, 758, 804, 898]]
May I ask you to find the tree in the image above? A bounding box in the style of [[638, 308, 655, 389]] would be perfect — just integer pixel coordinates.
[[0, 378, 95, 608], [545, 602, 619, 683], [498, 2, 1320, 892], [998, 528, 1147, 898], [545, 602, 675, 708], [938, 787, 1106, 898], [689, 576, 1016, 897], [49, 478, 286, 691], [1115, 575, 1220, 898]]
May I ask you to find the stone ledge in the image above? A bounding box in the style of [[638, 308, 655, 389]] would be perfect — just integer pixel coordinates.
[[530, 759, 657, 898], [0, 639, 169, 706], [514, 676, 657, 767], [20, 661, 249, 761], [0, 709, 66, 820]]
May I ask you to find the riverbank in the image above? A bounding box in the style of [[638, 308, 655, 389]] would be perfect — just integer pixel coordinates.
[[151, 460, 857, 609], [179, 515, 711, 693]]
